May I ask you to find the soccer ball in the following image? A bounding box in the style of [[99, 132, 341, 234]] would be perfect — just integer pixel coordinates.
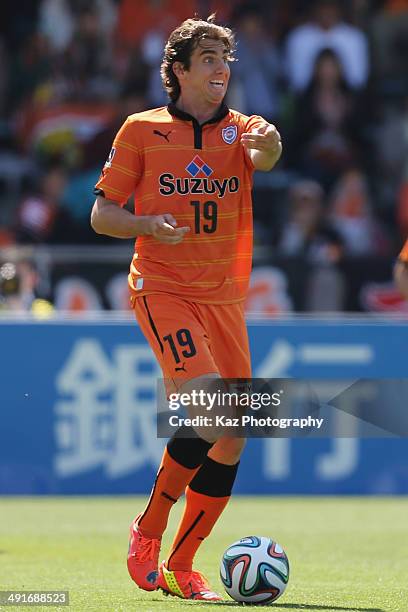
[[220, 535, 289, 604]]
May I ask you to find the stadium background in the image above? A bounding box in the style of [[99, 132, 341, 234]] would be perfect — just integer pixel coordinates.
[[1, 0, 408, 497]]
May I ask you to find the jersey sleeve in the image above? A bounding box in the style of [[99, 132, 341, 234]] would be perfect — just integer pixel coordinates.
[[94, 117, 143, 206], [399, 239, 408, 263], [242, 114, 269, 170]]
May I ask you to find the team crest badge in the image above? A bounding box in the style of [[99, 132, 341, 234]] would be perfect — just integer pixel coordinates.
[[222, 125, 237, 144]]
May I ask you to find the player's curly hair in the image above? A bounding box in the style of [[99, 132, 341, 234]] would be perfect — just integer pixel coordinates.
[[161, 15, 236, 102]]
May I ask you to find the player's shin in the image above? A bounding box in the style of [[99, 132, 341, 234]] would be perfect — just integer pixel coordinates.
[[137, 428, 213, 538], [165, 457, 239, 571]]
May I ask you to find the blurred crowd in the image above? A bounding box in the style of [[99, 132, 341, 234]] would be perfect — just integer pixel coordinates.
[[0, 0, 408, 310]]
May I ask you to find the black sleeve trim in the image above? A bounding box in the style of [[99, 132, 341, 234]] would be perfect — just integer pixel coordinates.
[[93, 187, 105, 197]]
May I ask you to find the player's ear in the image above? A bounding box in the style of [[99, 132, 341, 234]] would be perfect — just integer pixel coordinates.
[[172, 62, 186, 80]]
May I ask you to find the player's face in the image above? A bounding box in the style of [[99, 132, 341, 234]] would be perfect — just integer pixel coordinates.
[[179, 40, 231, 107]]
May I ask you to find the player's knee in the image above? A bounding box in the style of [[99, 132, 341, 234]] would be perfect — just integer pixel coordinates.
[[194, 429, 219, 444], [209, 436, 246, 464], [178, 373, 225, 444]]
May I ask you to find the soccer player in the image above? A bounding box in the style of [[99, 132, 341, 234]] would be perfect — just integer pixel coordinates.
[[394, 239, 408, 298], [91, 15, 282, 601]]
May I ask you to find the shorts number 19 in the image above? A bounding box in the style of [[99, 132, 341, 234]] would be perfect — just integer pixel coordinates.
[[163, 328, 197, 363]]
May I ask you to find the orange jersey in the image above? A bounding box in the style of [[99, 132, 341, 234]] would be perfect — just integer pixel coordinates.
[[94, 103, 265, 304], [399, 239, 408, 263]]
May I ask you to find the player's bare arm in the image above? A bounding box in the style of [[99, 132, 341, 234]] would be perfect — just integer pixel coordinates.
[[241, 123, 282, 172], [394, 260, 408, 299], [91, 196, 190, 244]]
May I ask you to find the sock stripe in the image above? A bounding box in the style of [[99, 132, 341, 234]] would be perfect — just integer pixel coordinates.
[[161, 491, 178, 503], [139, 466, 163, 527], [167, 510, 205, 568]]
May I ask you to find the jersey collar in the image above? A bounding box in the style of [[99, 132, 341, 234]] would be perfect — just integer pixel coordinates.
[[167, 101, 229, 126]]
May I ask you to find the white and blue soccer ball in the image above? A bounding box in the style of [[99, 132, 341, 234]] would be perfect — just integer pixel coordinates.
[[220, 535, 289, 604]]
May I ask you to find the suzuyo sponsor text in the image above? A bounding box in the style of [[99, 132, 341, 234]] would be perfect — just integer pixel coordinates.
[[158, 173, 240, 198]]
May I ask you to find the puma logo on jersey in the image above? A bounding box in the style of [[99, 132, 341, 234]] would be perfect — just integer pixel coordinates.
[[104, 147, 116, 168], [153, 129, 172, 142]]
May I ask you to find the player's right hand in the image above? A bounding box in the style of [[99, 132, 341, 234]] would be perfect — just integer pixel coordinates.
[[145, 214, 190, 244]]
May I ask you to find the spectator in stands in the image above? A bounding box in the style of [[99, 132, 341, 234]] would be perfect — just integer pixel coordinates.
[[0, 227, 15, 247], [328, 168, 391, 256], [370, 0, 408, 88], [0, 37, 8, 120], [14, 163, 81, 244], [38, 0, 75, 53], [0, 1, 39, 58], [397, 179, 408, 238], [394, 237, 408, 298], [0, 262, 23, 311], [285, 0, 369, 92], [0, 260, 53, 313], [63, 5, 116, 99], [374, 94, 408, 234], [287, 48, 368, 190], [278, 179, 343, 261], [229, 3, 281, 122], [38, 0, 117, 54], [277, 179, 345, 310], [8, 32, 54, 111]]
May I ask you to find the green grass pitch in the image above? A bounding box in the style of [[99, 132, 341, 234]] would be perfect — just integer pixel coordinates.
[[1, 496, 407, 611]]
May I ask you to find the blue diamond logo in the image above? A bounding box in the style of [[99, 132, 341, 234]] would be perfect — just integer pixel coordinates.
[[186, 162, 200, 177], [202, 164, 213, 177]]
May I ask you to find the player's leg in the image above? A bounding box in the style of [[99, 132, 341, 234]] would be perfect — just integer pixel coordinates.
[[127, 294, 220, 591], [158, 403, 246, 600], [158, 303, 250, 600], [162, 434, 245, 564]]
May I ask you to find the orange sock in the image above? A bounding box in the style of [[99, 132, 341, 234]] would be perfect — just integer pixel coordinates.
[[166, 486, 230, 571], [138, 448, 199, 538]]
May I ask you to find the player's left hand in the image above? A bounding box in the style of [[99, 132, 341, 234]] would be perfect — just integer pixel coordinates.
[[241, 123, 281, 154]]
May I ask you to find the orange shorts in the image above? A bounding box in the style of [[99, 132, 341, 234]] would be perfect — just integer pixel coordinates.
[[133, 293, 251, 391]]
